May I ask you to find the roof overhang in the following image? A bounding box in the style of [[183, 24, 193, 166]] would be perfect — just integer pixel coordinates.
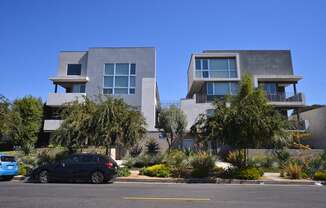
[[49, 76, 89, 84], [253, 75, 303, 87]]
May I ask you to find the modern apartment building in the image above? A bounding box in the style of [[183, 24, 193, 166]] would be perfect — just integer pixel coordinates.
[[43, 47, 160, 144], [180, 50, 306, 147]]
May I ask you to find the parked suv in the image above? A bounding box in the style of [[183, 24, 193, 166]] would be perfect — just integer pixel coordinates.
[[30, 153, 118, 184], [0, 154, 19, 180]]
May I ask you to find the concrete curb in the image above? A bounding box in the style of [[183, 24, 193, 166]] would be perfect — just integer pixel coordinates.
[[116, 177, 322, 185], [13, 176, 324, 186], [13, 175, 26, 181]]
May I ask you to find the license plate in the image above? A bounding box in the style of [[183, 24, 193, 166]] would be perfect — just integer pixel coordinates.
[[7, 166, 13, 169]]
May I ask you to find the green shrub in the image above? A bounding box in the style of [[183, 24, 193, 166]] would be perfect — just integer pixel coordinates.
[[18, 163, 27, 176], [226, 150, 245, 168], [273, 149, 290, 166], [210, 166, 225, 178], [313, 170, 326, 181], [190, 152, 216, 178], [238, 167, 262, 180], [146, 138, 160, 155], [164, 150, 190, 178], [118, 167, 131, 177], [284, 162, 302, 179], [140, 164, 171, 177], [222, 167, 262, 180]]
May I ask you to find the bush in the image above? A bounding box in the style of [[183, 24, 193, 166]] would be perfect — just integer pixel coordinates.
[[190, 152, 216, 178], [18, 163, 27, 176], [237, 167, 262, 180], [140, 164, 171, 177], [146, 138, 160, 155], [221, 167, 262, 180], [163, 150, 190, 178], [129, 144, 143, 158], [226, 150, 245, 168], [118, 167, 131, 177], [313, 170, 326, 181], [273, 149, 290, 166], [284, 162, 303, 179]]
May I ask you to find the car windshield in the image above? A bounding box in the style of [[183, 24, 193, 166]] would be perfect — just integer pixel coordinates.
[[0, 156, 16, 162]]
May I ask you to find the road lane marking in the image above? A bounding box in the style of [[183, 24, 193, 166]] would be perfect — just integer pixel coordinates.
[[124, 197, 210, 201]]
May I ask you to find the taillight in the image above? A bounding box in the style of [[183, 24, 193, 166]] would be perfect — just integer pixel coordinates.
[[105, 162, 113, 169]]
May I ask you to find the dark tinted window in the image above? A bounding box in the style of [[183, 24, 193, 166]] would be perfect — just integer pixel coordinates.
[[65, 155, 80, 164], [80, 155, 99, 163], [67, 64, 82, 75], [0, 156, 15, 162]]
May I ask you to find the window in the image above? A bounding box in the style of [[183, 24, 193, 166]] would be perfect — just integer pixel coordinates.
[[67, 64, 82, 75], [195, 58, 237, 78], [263, 83, 277, 95], [103, 63, 136, 95], [72, 84, 86, 93], [207, 82, 239, 96]]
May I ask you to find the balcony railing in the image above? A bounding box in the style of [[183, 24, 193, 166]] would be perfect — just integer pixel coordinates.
[[194, 92, 304, 105], [47, 93, 86, 106], [266, 92, 304, 103], [195, 70, 237, 79]]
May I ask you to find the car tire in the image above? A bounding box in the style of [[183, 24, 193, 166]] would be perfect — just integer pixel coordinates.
[[38, 170, 49, 183], [90, 171, 104, 184]]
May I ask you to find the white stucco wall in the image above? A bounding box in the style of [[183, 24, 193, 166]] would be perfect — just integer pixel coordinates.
[[180, 97, 213, 131]]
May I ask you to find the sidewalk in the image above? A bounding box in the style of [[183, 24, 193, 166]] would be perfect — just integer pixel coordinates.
[[116, 170, 322, 185]]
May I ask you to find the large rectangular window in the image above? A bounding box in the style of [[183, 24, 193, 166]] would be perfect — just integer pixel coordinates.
[[103, 63, 136, 95], [206, 82, 239, 96], [195, 57, 237, 78], [67, 64, 82, 75]]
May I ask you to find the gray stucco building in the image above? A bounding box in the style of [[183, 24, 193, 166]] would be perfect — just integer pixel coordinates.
[[180, 50, 307, 147], [43, 47, 159, 139]]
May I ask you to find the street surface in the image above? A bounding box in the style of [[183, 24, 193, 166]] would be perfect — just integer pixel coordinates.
[[0, 181, 325, 208]]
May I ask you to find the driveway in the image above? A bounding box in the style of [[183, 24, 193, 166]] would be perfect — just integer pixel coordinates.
[[0, 181, 325, 208]]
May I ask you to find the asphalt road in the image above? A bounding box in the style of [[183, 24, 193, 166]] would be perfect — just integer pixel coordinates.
[[0, 181, 325, 208]]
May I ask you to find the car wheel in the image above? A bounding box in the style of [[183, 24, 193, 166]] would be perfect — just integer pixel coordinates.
[[38, 170, 49, 183], [90, 171, 104, 184]]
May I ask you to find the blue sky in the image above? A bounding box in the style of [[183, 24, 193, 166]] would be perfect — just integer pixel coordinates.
[[0, 0, 325, 105]]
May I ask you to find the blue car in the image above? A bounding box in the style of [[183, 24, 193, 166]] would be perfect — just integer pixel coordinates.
[[0, 154, 18, 180]]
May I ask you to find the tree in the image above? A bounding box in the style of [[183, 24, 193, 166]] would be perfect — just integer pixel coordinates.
[[191, 74, 290, 167], [91, 97, 146, 155], [51, 97, 96, 153], [0, 95, 10, 138], [158, 105, 187, 151], [7, 96, 43, 155]]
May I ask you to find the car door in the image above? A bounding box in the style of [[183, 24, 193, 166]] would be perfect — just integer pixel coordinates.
[[51, 156, 79, 181], [73, 155, 97, 180]]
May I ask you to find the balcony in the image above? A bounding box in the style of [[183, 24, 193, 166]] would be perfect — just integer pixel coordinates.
[[266, 92, 305, 107], [46, 93, 86, 106]]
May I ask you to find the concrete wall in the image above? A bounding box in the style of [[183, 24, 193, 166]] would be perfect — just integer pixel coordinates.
[[58, 51, 88, 76], [85, 48, 156, 108], [203, 50, 293, 76], [180, 97, 213, 131], [299, 107, 326, 150]]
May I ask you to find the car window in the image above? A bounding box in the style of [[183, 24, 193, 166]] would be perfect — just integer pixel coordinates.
[[80, 155, 99, 163], [64, 155, 80, 164], [0, 156, 15, 162]]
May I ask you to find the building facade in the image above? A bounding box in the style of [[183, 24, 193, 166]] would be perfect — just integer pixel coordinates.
[[180, 50, 307, 147], [43, 47, 160, 143]]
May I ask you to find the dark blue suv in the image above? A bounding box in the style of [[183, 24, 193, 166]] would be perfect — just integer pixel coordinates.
[[30, 153, 118, 184]]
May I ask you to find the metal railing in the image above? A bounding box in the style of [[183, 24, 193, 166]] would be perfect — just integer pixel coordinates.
[[266, 92, 304, 103], [159, 101, 181, 109]]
